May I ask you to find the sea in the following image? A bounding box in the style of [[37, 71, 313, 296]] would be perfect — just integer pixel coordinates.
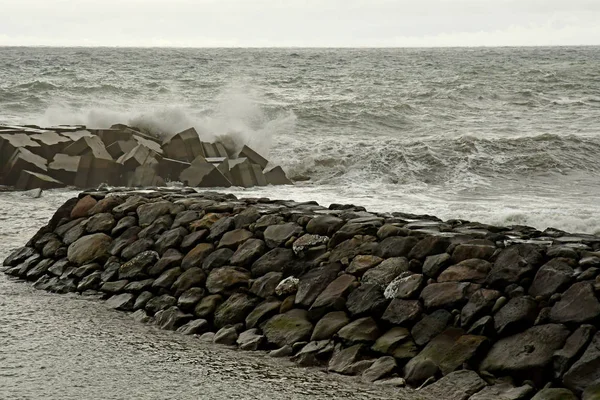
[[0, 46, 599, 399]]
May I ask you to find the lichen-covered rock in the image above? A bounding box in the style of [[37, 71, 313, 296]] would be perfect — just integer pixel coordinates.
[[275, 277, 299, 297], [67, 233, 112, 265], [119, 250, 159, 280], [262, 309, 313, 347], [384, 273, 423, 299], [361, 257, 409, 288]]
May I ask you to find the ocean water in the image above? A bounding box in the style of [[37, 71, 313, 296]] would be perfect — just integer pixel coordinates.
[[2, 47, 600, 233]]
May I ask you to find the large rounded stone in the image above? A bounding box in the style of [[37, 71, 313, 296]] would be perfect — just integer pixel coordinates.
[[262, 309, 313, 347], [119, 250, 159, 280], [346, 255, 383, 276], [487, 244, 543, 289], [420, 282, 470, 310], [480, 324, 570, 384], [218, 229, 253, 250], [411, 309, 453, 347], [384, 273, 423, 299], [461, 288, 501, 328], [381, 299, 423, 326], [250, 271, 283, 298], [529, 258, 575, 298], [423, 253, 451, 278], [154, 227, 188, 255], [362, 257, 409, 288], [171, 267, 206, 296], [311, 311, 351, 341], [451, 243, 496, 264], [563, 331, 600, 394], [494, 296, 539, 335], [201, 248, 233, 271], [408, 236, 451, 260], [181, 243, 214, 270], [137, 200, 174, 227], [154, 306, 193, 331], [207, 216, 234, 240], [206, 267, 251, 294], [438, 258, 492, 284], [246, 299, 282, 329], [346, 283, 388, 317], [372, 327, 417, 360], [106, 293, 135, 311], [177, 287, 206, 311], [194, 294, 222, 318], [374, 236, 419, 258], [230, 238, 266, 266], [531, 388, 577, 400], [264, 222, 304, 248], [121, 238, 153, 260], [85, 213, 116, 233], [337, 317, 380, 344], [295, 262, 342, 308], [67, 234, 112, 266], [251, 248, 296, 277], [310, 274, 357, 311], [152, 267, 183, 289], [550, 282, 600, 324], [149, 249, 183, 276], [418, 370, 487, 400], [70, 195, 97, 218], [213, 293, 259, 329], [306, 215, 344, 237], [145, 294, 177, 314]]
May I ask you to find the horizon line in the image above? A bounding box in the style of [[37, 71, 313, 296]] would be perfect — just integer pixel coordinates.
[[1, 44, 600, 49]]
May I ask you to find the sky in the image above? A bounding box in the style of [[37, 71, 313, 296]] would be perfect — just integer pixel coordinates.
[[1, 0, 599, 47]]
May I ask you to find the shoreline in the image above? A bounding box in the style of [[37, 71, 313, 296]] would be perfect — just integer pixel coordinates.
[[2, 187, 600, 399]]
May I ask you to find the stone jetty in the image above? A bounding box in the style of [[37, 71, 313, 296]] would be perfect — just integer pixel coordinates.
[[0, 124, 291, 190], [3, 187, 600, 400]]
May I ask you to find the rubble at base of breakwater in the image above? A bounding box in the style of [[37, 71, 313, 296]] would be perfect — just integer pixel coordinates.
[[0, 124, 291, 190], [3, 187, 600, 400]]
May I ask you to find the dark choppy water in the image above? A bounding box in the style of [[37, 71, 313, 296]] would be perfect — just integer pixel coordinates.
[[2, 47, 600, 232], [0, 191, 413, 400]]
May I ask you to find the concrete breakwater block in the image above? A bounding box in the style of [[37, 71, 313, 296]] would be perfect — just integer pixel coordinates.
[[0, 124, 292, 190], [3, 188, 600, 398]]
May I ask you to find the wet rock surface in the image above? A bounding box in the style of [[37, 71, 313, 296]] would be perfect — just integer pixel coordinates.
[[4, 188, 600, 399]]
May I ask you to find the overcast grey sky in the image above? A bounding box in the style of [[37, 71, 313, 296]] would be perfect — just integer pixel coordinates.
[[1, 0, 599, 47]]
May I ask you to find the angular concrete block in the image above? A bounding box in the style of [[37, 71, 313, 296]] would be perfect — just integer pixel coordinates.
[[28, 131, 73, 160], [62, 136, 113, 161], [179, 156, 231, 187], [239, 145, 268, 169], [264, 165, 292, 185], [116, 144, 159, 171], [0, 133, 42, 163], [1, 148, 48, 186], [156, 156, 191, 182], [106, 140, 137, 160], [45, 125, 86, 133], [162, 128, 204, 162], [59, 130, 95, 141], [229, 158, 267, 188], [48, 153, 80, 185], [203, 142, 229, 158], [126, 164, 165, 187], [74, 153, 119, 188], [92, 128, 133, 148], [16, 170, 64, 190]]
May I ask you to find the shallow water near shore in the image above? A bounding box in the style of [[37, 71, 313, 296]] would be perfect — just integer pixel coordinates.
[[0, 191, 412, 400]]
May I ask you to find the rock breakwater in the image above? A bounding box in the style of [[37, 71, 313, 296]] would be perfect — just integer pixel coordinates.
[[3, 187, 600, 400]]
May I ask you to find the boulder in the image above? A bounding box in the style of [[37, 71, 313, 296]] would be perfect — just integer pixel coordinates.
[[310, 274, 356, 311], [469, 383, 533, 400], [213, 292, 259, 329], [263, 222, 304, 248], [361, 257, 409, 288], [438, 258, 492, 284], [531, 389, 577, 400], [372, 327, 417, 360], [136, 201, 174, 227], [346, 255, 383, 276], [149, 249, 183, 276], [480, 324, 570, 384], [311, 311, 350, 341], [67, 233, 112, 265], [249, 271, 283, 298], [328, 344, 364, 374], [194, 294, 222, 318], [381, 299, 422, 326], [487, 244, 543, 289], [181, 243, 214, 270], [337, 317, 380, 344], [418, 370, 487, 400], [374, 236, 419, 258], [177, 287, 206, 311], [218, 229, 253, 250], [295, 262, 342, 308], [553, 325, 596, 378], [563, 331, 600, 394], [171, 267, 206, 296], [154, 306, 193, 330], [213, 326, 238, 346], [438, 334, 488, 375], [119, 251, 159, 280], [423, 252, 451, 278], [461, 288, 501, 328], [362, 356, 397, 383], [411, 309, 453, 347], [237, 328, 265, 351], [550, 281, 600, 324], [206, 267, 250, 294], [384, 273, 423, 299], [251, 248, 296, 277], [230, 238, 265, 266], [421, 282, 470, 310], [494, 296, 539, 335], [176, 319, 209, 335], [451, 243, 496, 263], [120, 238, 153, 260], [529, 258, 575, 298], [346, 283, 388, 317], [145, 294, 177, 314], [154, 227, 187, 255], [106, 293, 135, 311], [246, 300, 281, 329], [201, 247, 233, 271], [262, 309, 313, 347], [306, 215, 345, 237], [408, 236, 451, 260]]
